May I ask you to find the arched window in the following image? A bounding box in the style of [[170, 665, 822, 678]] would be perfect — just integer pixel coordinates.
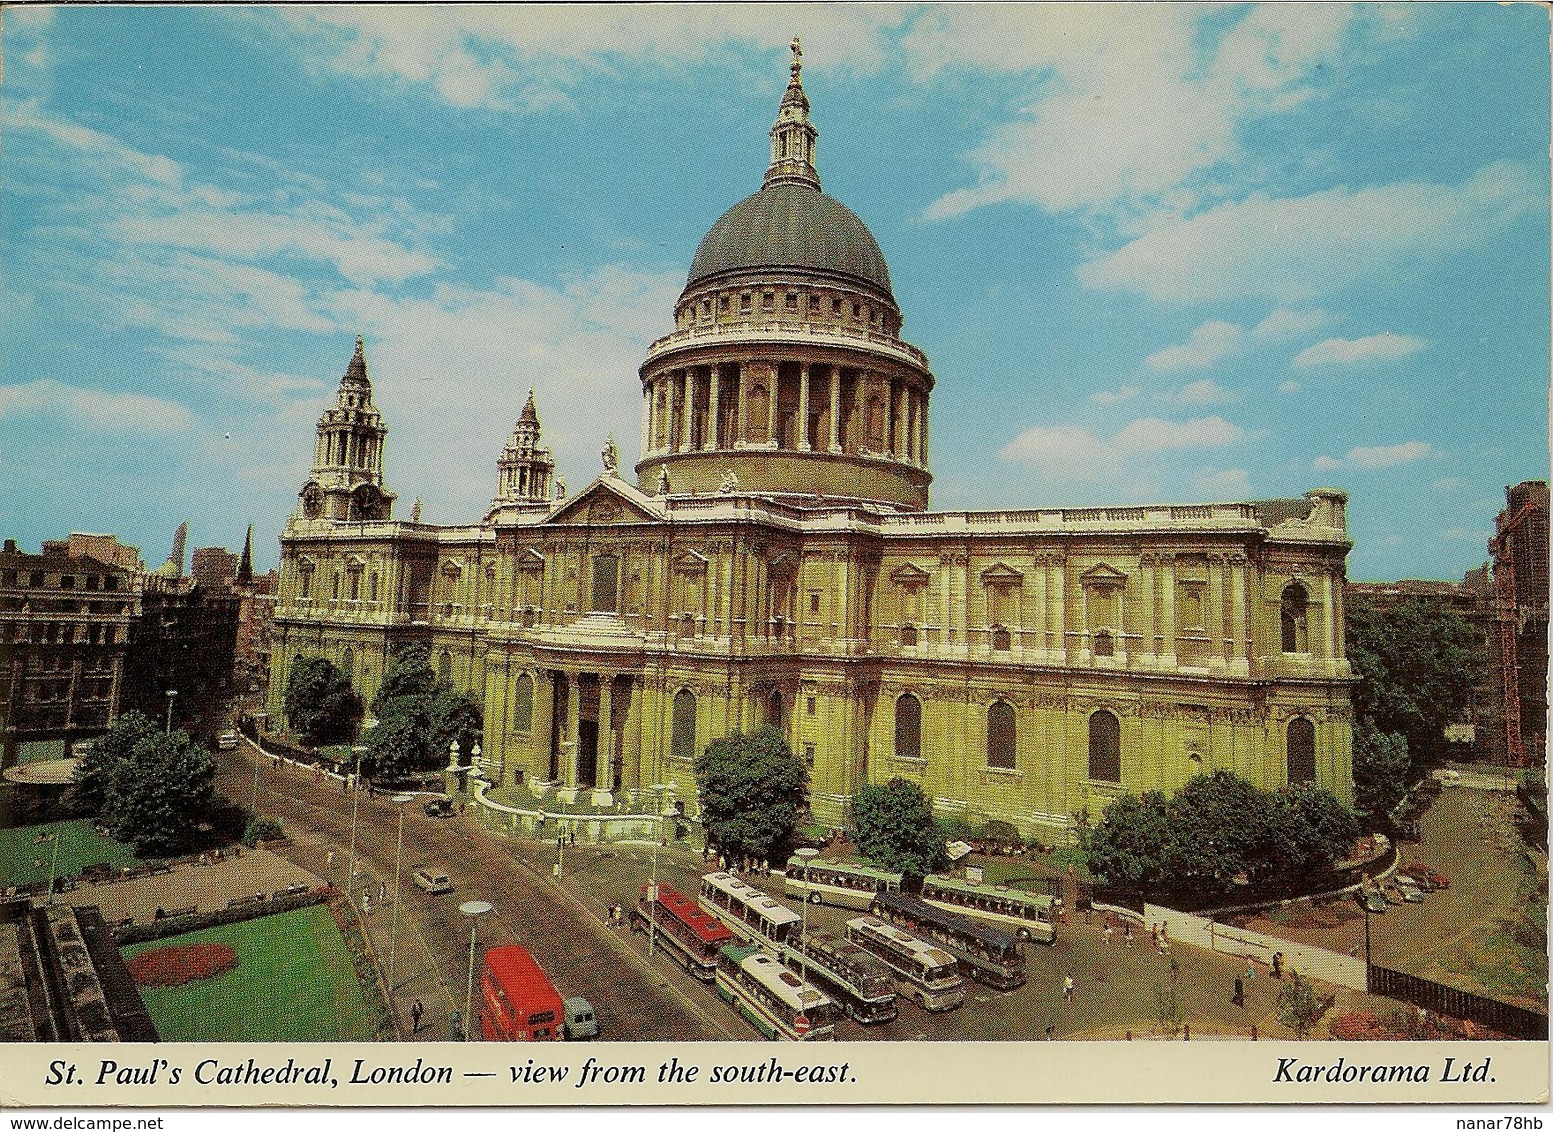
[[340, 647, 354, 683], [671, 689, 697, 761], [512, 673, 534, 732], [1088, 710, 1121, 783], [987, 701, 1016, 770], [1287, 717, 1316, 783], [592, 553, 619, 613], [991, 625, 1011, 651], [1281, 583, 1309, 653], [437, 651, 453, 684], [894, 694, 922, 760]]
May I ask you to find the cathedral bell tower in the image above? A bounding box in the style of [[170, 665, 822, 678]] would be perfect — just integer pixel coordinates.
[[487, 388, 556, 521], [298, 336, 396, 522]]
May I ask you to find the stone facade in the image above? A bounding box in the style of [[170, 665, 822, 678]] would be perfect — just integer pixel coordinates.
[[268, 48, 1355, 836]]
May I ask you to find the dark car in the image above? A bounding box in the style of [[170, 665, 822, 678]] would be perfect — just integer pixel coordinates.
[[423, 797, 454, 818]]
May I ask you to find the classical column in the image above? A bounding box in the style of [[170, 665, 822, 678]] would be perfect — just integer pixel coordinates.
[[1229, 555, 1249, 675], [1050, 559, 1067, 661], [896, 384, 911, 459], [1140, 555, 1158, 665], [828, 368, 842, 452], [598, 675, 614, 790], [919, 398, 929, 467], [1320, 570, 1337, 662], [797, 365, 811, 450], [680, 369, 695, 452], [533, 668, 556, 780], [765, 363, 778, 447], [639, 385, 651, 462], [1207, 560, 1227, 670], [565, 672, 581, 787], [705, 367, 721, 451], [735, 364, 748, 448], [911, 392, 925, 465], [623, 676, 642, 791], [1331, 569, 1347, 661], [1159, 558, 1178, 668], [1029, 562, 1048, 658], [1076, 580, 1090, 661]]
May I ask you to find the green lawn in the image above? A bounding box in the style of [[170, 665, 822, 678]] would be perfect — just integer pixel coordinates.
[[121, 905, 380, 1041], [0, 820, 138, 887], [16, 739, 67, 766]]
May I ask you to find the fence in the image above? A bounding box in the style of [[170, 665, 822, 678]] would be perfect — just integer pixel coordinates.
[[1146, 903, 1368, 991], [1368, 965, 1548, 1040]]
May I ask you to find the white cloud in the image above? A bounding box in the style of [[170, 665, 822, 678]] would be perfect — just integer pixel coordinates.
[[1196, 467, 1252, 497], [1313, 455, 1342, 471], [1001, 414, 1247, 482], [9, 98, 182, 187], [1291, 332, 1428, 368], [918, 6, 1355, 221], [279, 8, 910, 112], [1442, 526, 1492, 542], [1347, 441, 1433, 469], [1081, 163, 1539, 303], [1252, 308, 1332, 339], [1278, 380, 1301, 394], [1172, 379, 1241, 406], [1432, 477, 1461, 493], [1147, 320, 1243, 371], [0, 379, 192, 432], [1090, 385, 1139, 405]]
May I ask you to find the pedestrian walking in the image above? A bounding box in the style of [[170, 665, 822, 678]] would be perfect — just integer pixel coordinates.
[[1244, 961, 1256, 984], [379, 880, 387, 902], [450, 1010, 463, 1042], [1271, 952, 1283, 980], [362, 892, 372, 916], [1062, 973, 1074, 1002], [1233, 977, 1245, 1007], [1103, 924, 1114, 945], [1124, 923, 1133, 947], [411, 1000, 424, 1034], [325, 850, 334, 870]]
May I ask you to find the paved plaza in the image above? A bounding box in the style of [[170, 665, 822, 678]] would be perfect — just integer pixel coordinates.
[[69, 849, 321, 925]]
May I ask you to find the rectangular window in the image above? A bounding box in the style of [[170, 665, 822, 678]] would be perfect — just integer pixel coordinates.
[[806, 696, 816, 716], [832, 298, 843, 315], [785, 292, 798, 311], [809, 592, 821, 615], [60, 576, 75, 590], [762, 292, 774, 311], [803, 743, 815, 767], [740, 293, 751, 313]]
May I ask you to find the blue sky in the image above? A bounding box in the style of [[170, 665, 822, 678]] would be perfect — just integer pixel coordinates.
[[2, 4, 1547, 580]]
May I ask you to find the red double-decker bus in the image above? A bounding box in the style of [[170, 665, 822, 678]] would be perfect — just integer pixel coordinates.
[[481, 945, 565, 1041], [631, 883, 733, 981]]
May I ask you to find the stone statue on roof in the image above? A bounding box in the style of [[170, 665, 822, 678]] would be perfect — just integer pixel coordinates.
[[601, 435, 619, 476]]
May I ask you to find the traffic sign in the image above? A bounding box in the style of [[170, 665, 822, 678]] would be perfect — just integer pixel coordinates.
[[793, 1013, 810, 1036]]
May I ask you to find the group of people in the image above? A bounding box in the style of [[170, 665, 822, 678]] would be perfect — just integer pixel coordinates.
[[702, 844, 771, 877]]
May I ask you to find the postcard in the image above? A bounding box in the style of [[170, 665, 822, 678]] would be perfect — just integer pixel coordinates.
[[0, 2, 1547, 1111]]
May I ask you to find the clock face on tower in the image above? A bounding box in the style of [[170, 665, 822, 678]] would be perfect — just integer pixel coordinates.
[[300, 482, 323, 519], [352, 482, 386, 521]]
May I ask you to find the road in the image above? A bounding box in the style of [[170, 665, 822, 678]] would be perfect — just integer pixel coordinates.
[[222, 741, 737, 1042]]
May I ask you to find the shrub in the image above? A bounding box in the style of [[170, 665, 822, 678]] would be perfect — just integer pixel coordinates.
[[128, 943, 238, 987], [242, 817, 284, 847]]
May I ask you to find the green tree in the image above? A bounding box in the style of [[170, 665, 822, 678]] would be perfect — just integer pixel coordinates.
[[72, 710, 157, 815], [102, 730, 218, 856], [1276, 975, 1327, 1040], [1168, 770, 1279, 892], [1346, 594, 1479, 768], [693, 727, 807, 863], [1081, 790, 1176, 891], [364, 647, 484, 780], [851, 777, 949, 877], [1269, 782, 1361, 879], [1351, 721, 1411, 820], [283, 655, 361, 746]]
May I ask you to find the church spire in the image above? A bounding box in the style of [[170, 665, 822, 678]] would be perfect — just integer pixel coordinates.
[[763, 37, 820, 191], [237, 523, 253, 585]]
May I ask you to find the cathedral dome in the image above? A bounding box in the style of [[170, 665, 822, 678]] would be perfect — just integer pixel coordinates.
[[686, 183, 893, 295]]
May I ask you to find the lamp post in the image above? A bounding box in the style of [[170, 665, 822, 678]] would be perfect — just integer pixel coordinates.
[[38, 830, 61, 907], [648, 812, 662, 961], [459, 900, 493, 1042], [388, 793, 413, 1007], [164, 689, 177, 735], [794, 847, 819, 975], [346, 744, 366, 902]]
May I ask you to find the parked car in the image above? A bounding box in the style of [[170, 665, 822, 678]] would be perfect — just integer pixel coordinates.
[[563, 997, 600, 1040], [1400, 865, 1436, 892], [423, 796, 454, 818], [1393, 875, 1426, 902], [412, 867, 454, 894], [1357, 889, 1387, 913], [1408, 864, 1450, 889]]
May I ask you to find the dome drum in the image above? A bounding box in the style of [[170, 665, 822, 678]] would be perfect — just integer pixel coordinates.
[[636, 449, 931, 511]]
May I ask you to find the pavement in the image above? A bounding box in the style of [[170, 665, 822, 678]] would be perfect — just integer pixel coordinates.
[[69, 849, 320, 925]]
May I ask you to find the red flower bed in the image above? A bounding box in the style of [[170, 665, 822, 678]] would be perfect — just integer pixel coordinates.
[[127, 943, 238, 987]]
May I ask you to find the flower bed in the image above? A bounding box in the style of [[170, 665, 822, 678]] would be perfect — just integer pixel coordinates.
[[127, 943, 238, 987]]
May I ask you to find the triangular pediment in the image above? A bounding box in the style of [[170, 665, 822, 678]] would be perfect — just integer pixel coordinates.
[[545, 476, 663, 526], [980, 562, 1024, 583], [515, 548, 545, 572], [891, 562, 931, 585], [673, 550, 710, 574], [1081, 563, 1129, 585]]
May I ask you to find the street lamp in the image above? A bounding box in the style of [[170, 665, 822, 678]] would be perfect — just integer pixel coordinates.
[[458, 899, 493, 1042], [648, 812, 663, 961], [37, 830, 61, 907], [388, 793, 413, 1009], [794, 847, 819, 975], [164, 689, 177, 735], [346, 744, 367, 903]]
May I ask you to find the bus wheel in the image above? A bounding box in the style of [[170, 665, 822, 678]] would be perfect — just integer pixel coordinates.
[[1018, 927, 1032, 941], [809, 892, 822, 905]]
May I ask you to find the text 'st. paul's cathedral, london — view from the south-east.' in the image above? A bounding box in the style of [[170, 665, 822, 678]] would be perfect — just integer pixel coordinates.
[[269, 44, 1356, 835]]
